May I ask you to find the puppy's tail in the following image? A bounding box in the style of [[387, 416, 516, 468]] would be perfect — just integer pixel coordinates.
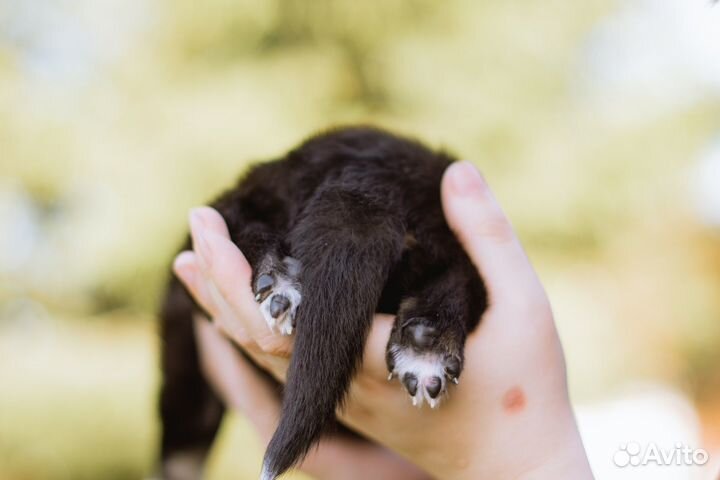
[[261, 222, 402, 480]]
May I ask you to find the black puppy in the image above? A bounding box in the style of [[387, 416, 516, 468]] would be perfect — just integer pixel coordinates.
[[158, 126, 487, 479]]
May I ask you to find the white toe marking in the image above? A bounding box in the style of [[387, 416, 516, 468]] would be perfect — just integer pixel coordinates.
[[259, 275, 301, 336], [389, 345, 448, 407]]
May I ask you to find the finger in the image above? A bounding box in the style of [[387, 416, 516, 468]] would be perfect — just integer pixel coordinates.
[[188, 207, 255, 311], [189, 206, 230, 238], [193, 315, 281, 443], [301, 434, 434, 480], [186, 209, 293, 373], [361, 314, 396, 379], [189, 214, 294, 358], [173, 251, 219, 317], [441, 162, 547, 308], [174, 251, 257, 347]]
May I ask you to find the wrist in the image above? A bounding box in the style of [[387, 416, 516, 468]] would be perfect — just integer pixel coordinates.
[[511, 429, 594, 480], [445, 405, 593, 480]]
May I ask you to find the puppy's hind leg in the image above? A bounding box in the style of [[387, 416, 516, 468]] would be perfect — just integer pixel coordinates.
[[386, 262, 486, 408]]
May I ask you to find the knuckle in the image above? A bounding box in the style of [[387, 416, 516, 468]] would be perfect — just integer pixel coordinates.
[[473, 215, 514, 244], [256, 335, 292, 358], [520, 297, 555, 331], [212, 319, 231, 337], [232, 330, 255, 349], [516, 291, 552, 317], [494, 284, 552, 319]]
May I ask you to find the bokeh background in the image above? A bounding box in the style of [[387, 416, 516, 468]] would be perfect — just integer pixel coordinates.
[[1, 0, 720, 479]]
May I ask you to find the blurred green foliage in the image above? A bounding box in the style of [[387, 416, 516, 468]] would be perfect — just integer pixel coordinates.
[[1, 0, 720, 478]]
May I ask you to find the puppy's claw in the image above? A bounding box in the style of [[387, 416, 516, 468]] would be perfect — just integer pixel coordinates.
[[387, 372, 394, 381], [452, 377, 459, 385]]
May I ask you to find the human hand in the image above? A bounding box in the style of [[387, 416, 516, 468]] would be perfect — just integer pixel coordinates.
[[175, 207, 432, 480], [174, 161, 595, 480]]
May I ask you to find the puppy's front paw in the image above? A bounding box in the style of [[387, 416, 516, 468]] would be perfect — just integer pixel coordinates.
[[254, 256, 301, 336], [386, 317, 463, 408]]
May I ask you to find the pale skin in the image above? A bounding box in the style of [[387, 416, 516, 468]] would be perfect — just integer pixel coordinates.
[[173, 161, 595, 480]]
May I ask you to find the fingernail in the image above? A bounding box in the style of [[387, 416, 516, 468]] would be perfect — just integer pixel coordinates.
[[189, 207, 206, 232], [173, 251, 196, 284], [448, 161, 484, 196], [174, 250, 195, 269]]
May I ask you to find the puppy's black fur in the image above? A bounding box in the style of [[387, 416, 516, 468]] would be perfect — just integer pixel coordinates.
[[159, 126, 487, 479]]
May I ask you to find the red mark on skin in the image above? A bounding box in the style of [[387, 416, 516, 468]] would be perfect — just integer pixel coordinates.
[[502, 386, 526, 414]]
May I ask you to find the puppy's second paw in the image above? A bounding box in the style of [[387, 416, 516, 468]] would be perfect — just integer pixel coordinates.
[[386, 317, 463, 408], [254, 256, 301, 336]]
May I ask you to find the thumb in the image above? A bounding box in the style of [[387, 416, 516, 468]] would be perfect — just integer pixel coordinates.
[[441, 162, 546, 308]]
